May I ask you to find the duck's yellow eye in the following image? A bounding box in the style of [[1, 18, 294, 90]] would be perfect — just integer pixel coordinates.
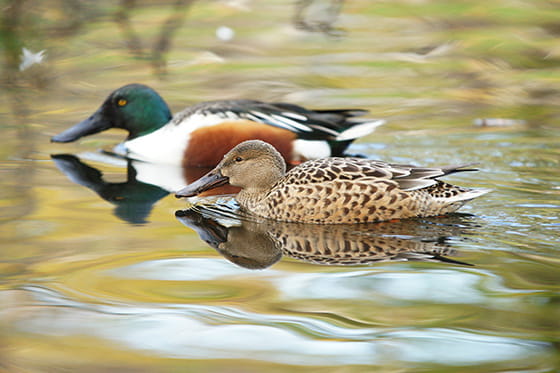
[[117, 99, 127, 107]]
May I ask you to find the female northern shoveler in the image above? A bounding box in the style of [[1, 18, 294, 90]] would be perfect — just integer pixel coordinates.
[[51, 84, 384, 167], [175, 140, 490, 224]]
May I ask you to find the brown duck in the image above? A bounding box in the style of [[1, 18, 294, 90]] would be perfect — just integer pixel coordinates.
[[175, 140, 490, 224]]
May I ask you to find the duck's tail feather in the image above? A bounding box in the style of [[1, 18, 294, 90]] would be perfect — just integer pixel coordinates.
[[445, 187, 492, 203], [335, 119, 386, 141], [428, 182, 492, 203]]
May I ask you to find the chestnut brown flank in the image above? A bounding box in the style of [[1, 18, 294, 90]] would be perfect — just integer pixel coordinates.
[[183, 120, 296, 167]]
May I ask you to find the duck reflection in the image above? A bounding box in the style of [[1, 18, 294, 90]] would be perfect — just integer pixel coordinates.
[[51, 153, 239, 224], [176, 201, 475, 269]]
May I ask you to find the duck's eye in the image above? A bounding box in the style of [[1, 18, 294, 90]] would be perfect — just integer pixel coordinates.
[[234, 156, 243, 162], [117, 99, 128, 107]]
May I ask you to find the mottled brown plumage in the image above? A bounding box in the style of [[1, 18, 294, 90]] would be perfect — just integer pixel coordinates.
[[176, 140, 490, 224]]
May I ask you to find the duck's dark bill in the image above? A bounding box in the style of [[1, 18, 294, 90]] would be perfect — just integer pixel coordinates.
[[175, 171, 229, 198], [51, 108, 111, 143]]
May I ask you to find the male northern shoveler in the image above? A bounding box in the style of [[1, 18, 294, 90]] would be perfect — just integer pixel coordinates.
[[175, 140, 491, 224], [51, 84, 384, 167]]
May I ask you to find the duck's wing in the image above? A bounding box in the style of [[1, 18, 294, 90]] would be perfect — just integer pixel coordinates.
[[284, 158, 479, 191], [389, 163, 480, 190], [172, 99, 383, 141]]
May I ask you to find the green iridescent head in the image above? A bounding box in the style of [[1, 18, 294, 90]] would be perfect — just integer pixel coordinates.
[[52, 84, 172, 143]]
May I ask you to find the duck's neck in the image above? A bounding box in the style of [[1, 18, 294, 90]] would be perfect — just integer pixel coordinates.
[[236, 187, 270, 211], [127, 104, 172, 140]]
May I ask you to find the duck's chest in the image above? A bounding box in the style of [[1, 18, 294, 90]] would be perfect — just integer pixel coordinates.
[[125, 120, 298, 167]]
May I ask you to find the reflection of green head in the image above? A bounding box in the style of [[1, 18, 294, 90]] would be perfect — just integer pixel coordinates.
[[51, 154, 169, 225]]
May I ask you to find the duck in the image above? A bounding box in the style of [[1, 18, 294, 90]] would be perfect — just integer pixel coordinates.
[[51, 83, 384, 167], [175, 140, 491, 224]]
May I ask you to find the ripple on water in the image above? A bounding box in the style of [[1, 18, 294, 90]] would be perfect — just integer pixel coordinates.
[[10, 286, 550, 367], [109, 258, 258, 281]]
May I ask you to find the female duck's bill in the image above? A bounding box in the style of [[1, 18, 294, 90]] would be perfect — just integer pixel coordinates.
[[175, 140, 491, 224], [50, 84, 384, 167]]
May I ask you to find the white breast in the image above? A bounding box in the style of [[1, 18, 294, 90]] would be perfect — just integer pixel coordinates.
[[291, 139, 331, 162], [123, 112, 235, 165]]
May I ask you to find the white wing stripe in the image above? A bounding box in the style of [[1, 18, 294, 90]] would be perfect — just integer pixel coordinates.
[[222, 110, 241, 120], [281, 111, 308, 121], [335, 119, 385, 141], [270, 114, 313, 132], [248, 110, 312, 132]]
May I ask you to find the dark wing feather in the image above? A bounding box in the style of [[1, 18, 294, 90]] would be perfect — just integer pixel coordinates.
[[178, 99, 372, 140], [392, 163, 480, 191]]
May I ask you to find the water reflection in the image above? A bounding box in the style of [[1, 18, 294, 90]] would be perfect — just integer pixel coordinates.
[[176, 202, 477, 269], [51, 154, 168, 224], [1, 2, 42, 223], [51, 152, 239, 224]]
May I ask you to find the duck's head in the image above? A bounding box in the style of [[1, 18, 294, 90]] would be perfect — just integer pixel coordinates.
[[51, 84, 172, 143], [175, 140, 286, 198]]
